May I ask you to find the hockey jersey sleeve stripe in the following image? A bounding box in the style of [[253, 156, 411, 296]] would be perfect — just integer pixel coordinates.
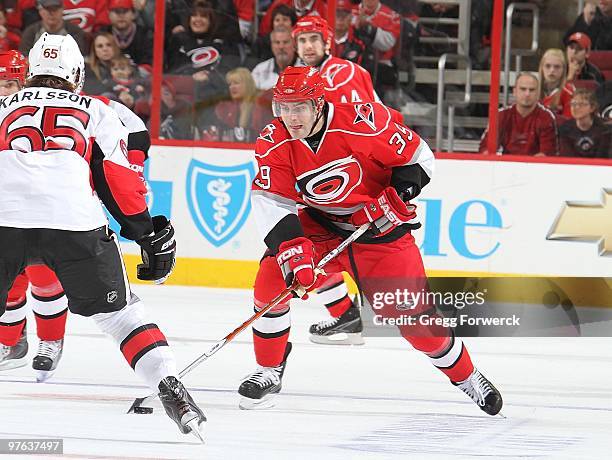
[[90, 142, 153, 241]]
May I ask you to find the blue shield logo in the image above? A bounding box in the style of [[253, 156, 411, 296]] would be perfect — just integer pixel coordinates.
[[186, 159, 256, 247]]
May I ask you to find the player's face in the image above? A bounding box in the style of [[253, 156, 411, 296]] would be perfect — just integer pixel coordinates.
[[570, 96, 595, 120], [296, 32, 328, 66], [279, 101, 317, 139], [542, 56, 564, 87], [94, 35, 115, 62], [513, 76, 539, 108], [567, 43, 587, 65], [0, 79, 21, 96]]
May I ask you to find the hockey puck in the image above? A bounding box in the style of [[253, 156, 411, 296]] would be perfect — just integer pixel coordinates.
[[134, 406, 154, 414]]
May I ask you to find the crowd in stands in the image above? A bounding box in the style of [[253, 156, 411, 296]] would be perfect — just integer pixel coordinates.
[[0, 0, 610, 158]]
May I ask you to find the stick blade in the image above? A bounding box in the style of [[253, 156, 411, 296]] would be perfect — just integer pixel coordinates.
[[127, 396, 147, 414]]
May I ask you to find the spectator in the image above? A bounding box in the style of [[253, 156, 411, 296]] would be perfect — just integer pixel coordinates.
[[353, 0, 401, 89], [62, 0, 111, 34], [539, 48, 575, 122], [105, 0, 153, 65], [565, 32, 605, 84], [596, 81, 612, 122], [167, 0, 243, 45], [135, 79, 194, 139], [479, 73, 558, 156], [259, 0, 326, 37], [213, 67, 260, 142], [165, 0, 240, 75], [107, 54, 147, 110], [133, 0, 154, 32], [559, 88, 612, 157], [251, 27, 295, 91], [83, 31, 122, 95], [334, 0, 367, 66], [20, 0, 87, 56], [251, 3, 297, 60], [564, 0, 612, 51], [0, 6, 20, 50]]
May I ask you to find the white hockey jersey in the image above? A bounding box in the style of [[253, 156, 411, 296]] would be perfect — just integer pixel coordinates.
[[0, 87, 151, 240]]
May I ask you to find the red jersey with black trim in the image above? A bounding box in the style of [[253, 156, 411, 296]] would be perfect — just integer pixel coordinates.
[[251, 102, 434, 241], [318, 55, 379, 104], [0, 87, 150, 239], [63, 0, 111, 33], [479, 103, 558, 155], [542, 82, 575, 122]]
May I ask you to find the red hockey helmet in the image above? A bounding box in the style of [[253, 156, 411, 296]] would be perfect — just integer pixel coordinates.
[[292, 16, 331, 43], [0, 50, 27, 86], [272, 66, 326, 117]]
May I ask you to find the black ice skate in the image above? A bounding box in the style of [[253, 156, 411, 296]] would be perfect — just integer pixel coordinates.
[[158, 376, 206, 443], [0, 326, 28, 371], [32, 338, 63, 382], [309, 298, 364, 345], [238, 342, 292, 410], [454, 368, 503, 416]]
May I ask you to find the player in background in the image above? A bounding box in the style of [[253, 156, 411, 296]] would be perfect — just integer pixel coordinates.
[[0, 34, 206, 440], [0, 51, 69, 382], [292, 16, 378, 345], [239, 66, 503, 418]]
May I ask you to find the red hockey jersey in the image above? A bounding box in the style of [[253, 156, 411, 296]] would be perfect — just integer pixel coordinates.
[[318, 55, 379, 104], [252, 102, 434, 241]]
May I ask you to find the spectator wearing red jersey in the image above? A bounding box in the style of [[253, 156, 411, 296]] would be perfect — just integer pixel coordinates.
[[259, 0, 327, 37], [334, 0, 367, 67], [480, 73, 558, 156], [353, 0, 401, 88], [62, 0, 111, 34], [559, 88, 612, 158], [0, 6, 20, 50], [539, 48, 575, 123]]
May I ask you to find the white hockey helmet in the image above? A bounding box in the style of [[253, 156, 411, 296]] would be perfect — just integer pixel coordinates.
[[27, 33, 84, 93]]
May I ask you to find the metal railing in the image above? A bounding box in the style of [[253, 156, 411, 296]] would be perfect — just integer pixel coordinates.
[[436, 53, 472, 152], [502, 2, 540, 105]]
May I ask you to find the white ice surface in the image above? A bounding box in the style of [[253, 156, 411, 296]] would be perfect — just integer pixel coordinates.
[[1, 285, 611, 459]]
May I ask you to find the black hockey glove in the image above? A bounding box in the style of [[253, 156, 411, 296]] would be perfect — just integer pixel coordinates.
[[136, 215, 176, 284]]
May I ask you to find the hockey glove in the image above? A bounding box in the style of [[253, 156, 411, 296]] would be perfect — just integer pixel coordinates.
[[351, 187, 417, 236], [276, 237, 318, 299], [136, 215, 176, 284]]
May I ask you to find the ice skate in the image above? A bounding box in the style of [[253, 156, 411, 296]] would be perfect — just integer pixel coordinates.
[[239, 342, 292, 410], [158, 376, 206, 443], [454, 368, 503, 416], [0, 326, 28, 371], [32, 338, 63, 382], [309, 298, 364, 345]]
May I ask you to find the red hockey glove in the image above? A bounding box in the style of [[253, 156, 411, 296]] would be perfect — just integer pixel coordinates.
[[351, 187, 417, 236], [276, 237, 318, 298]]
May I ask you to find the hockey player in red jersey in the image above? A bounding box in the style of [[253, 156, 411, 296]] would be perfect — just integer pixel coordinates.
[[0, 34, 205, 440], [292, 15, 381, 346], [238, 66, 503, 417], [0, 51, 69, 382], [293, 16, 379, 104]]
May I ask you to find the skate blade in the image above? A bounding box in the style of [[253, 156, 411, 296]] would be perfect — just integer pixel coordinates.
[[0, 357, 28, 371], [309, 332, 365, 346], [239, 394, 276, 410], [185, 418, 205, 444], [35, 369, 56, 383]]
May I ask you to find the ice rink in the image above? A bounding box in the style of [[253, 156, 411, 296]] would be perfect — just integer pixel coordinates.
[[1, 284, 611, 459]]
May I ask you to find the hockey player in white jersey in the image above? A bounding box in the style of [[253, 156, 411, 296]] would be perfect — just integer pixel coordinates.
[[0, 34, 206, 441]]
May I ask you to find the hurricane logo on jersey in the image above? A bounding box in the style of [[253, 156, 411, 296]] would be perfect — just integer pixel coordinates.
[[188, 46, 221, 69], [321, 62, 354, 90], [353, 103, 377, 131], [258, 124, 276, 143], [297, 157, 363, 205], [186, 159, 256, 247]]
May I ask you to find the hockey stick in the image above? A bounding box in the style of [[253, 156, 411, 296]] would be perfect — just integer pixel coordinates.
[[127, 222, 371, 413]]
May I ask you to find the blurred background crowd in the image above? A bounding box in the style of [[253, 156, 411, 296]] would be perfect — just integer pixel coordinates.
[[0, 0, 610, 157]]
